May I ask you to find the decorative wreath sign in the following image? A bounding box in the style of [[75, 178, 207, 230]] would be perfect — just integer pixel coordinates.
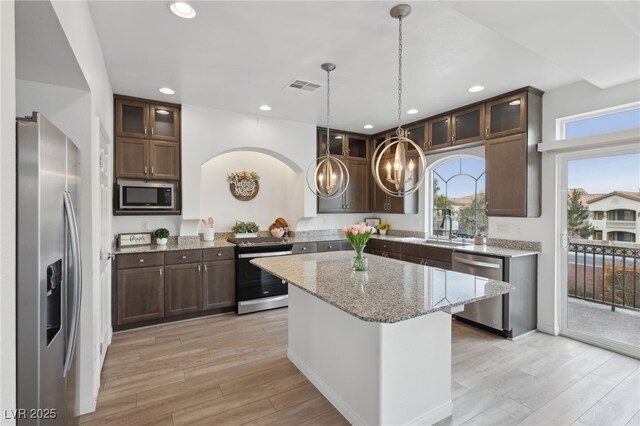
[[227, 170, 260, 201]]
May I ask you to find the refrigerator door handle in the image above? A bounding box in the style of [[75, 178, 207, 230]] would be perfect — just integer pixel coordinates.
[[63, 191, 82, 377]]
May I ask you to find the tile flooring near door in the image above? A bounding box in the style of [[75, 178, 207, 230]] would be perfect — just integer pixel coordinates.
[[81, 309, 640, 426]]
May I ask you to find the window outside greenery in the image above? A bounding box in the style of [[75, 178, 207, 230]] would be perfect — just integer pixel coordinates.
[[432, 157, 487, 238]]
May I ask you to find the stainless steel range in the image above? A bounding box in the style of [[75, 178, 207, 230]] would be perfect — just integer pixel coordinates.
[[227, 237, 293, 314]]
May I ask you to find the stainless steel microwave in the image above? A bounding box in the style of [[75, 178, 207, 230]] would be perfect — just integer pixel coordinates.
[[118, 179, 175, 210]]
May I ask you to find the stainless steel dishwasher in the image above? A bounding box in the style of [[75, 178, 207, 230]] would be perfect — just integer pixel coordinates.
[[452, 252, 507, 335]]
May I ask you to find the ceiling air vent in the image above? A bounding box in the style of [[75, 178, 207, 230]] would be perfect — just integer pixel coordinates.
[[286, 79, 321, 92]]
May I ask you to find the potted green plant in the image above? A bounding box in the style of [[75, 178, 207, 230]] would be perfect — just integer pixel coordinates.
[[232, 221, 260, 238], [155, 228, 170, 245]]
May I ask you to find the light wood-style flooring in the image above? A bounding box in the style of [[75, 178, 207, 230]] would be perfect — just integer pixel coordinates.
[[80, 309, 640, 426]]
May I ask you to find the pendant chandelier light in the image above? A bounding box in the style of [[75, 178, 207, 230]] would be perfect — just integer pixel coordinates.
[[306, 63, 350, 199], [371, 4, 426, 197]]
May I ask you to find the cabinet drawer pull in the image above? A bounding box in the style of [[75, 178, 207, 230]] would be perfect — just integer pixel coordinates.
[[181, 255, 187, 259], [217, 252, 222, 256], [302, 247, 307, 251], [328, 245, 332, 249], [139, 259, 144, 263]]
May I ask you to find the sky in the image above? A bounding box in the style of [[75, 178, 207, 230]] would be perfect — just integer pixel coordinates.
[[568, 153, 640, 194], [433, 157, 485, 198]]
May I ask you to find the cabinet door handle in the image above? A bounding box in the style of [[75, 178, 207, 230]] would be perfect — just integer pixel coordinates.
[[198, 264, 201, 273], [485, 201, 489, 210], [151, 127, 154, 136], [346, 205, 350, 209], [151, 167, 155, 176], [485, 127, 489, 136], [181, 255, 187, 259], [328, 245, 333, 249], [144, 166, 148, 175], [159, 268, 163, 276], [144, 127, 147, 136], [451, 135, 455, 142], [139, 259, 144, 263], [204, 264, 208, 271], [217, 252, 222, 256]]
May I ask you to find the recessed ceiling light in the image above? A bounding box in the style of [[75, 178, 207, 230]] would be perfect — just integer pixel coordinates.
[[259, 105, 272, 111], [159, 87, 175, 95], [509, 100, 521, 106], [169, 2, 196, 19], [364, 124, 374, 129], [406, 109, 419, 115], [156, 109, 170, 115], [335, 136, 343, 140], [468, 85, 485, 93]]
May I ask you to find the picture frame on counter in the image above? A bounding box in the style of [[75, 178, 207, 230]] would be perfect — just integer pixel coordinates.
[[118, 232, 152, 247], [364, 217, 381, 233]]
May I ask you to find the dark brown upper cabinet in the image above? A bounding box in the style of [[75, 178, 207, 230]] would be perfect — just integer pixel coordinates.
[[150, 105, 180, 142], [405, 124, 425, 153], [346, 135, 368, 161], [115, 138, 148, 179], [485, 92, 527, 139], [116, 99, 180, 142], [149, 140, 180, 180], [485, 133, 527, 216], [452, 105, 484, 146], [316, 128, 370, 213], [115, 139, 180, 181], [116, 99, 149, 139], [427, 115, 452, 151], [318, 130, 346, 157]]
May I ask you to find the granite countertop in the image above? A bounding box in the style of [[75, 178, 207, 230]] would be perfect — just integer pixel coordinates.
[[114, 239, 235, 255], [369, 235, 539, 258], [252, 251, 513, 324], [286, 235, 346, 243]]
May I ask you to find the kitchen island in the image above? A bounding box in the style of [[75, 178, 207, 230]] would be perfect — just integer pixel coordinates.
[[252, 251, 513, 425]]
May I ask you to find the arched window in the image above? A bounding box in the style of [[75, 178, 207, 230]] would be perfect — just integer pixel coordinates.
[[431, 156, 487, 238]]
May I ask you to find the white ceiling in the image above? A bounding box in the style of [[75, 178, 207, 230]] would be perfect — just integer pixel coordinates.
[[87, 1, 638, 134]]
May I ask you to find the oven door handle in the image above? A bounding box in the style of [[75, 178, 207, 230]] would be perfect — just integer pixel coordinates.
[[238, 250, 293, 259]]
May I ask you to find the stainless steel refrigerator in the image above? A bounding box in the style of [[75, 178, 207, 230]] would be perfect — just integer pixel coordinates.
[[17, 113, 82, 425]]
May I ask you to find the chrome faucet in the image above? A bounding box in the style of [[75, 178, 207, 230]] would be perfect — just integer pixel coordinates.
[[441, 215, 453, 240]]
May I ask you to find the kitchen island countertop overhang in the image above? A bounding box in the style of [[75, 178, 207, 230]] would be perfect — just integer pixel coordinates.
[[251, 251, 513, 323], [251, 251, 514, 425]]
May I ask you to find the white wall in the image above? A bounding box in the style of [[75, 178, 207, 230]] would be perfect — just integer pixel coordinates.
[[0, 0, 16, 422], [179, 103, 317, 234], [199, 151, 297, 231]]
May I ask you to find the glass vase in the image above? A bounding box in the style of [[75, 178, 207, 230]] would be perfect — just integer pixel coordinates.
[[352, 246, 368, 271]]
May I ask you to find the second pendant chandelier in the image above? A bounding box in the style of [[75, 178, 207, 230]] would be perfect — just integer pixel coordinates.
[[371, 4, 426, 198]]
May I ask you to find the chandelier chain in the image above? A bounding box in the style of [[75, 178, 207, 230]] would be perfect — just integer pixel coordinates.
[[396, 15, 403, 137], [326, 68, 331, 156]]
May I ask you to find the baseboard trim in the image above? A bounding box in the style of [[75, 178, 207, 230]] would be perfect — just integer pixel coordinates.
[[537, 322, 559, 336], [287, 348, 367, 425], [78, 397, 96, 416], [406, 401, 452, 426]]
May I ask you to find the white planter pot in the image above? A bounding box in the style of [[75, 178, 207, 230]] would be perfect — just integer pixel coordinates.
[[379, 229, 387, 236], [235, 233, 258, 238], [156, 237, 168, 245], [203, 228, 215, 241]]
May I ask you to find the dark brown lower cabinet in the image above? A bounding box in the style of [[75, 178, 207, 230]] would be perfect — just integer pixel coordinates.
[[117, 266, 164, 325], [203, 260, 236, 310], [164, 263, 203, 316]]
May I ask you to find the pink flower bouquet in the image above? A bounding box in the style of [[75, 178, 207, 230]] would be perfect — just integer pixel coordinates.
[[342, 224, 374, 271]]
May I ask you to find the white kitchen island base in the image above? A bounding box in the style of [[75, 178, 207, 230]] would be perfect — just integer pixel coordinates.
[[287, 285, 452, 425]]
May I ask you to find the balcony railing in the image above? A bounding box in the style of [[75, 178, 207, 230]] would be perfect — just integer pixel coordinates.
[[568, 241, 640, 311], [606, 220, 637, 229]]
